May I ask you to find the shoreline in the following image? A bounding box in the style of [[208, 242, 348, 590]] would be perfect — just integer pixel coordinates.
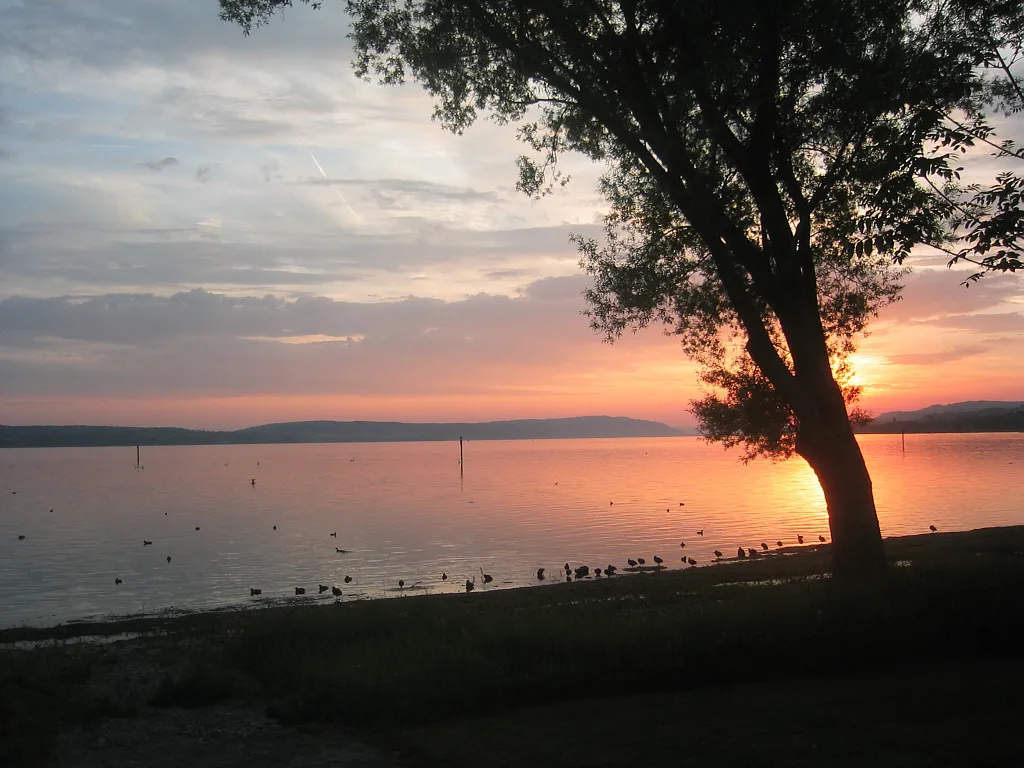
[[3, 524, 1020, 645], [3, 524, 1021, 767]]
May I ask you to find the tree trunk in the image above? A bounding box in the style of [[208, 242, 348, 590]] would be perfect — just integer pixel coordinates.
[[796, 414, 887, 578]]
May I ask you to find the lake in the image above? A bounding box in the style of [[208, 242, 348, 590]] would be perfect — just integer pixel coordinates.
[[1, 433, 1021, 629]]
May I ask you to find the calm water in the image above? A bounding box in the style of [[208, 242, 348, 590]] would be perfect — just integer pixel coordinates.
[[0, 434, 1021, 629]]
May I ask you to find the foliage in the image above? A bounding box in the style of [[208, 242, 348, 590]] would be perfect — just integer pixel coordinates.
[[883, 0, 1024, 282]]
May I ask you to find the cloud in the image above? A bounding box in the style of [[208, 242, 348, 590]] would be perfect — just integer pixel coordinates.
[[140, 156, 179, 171], [886, 345, 987, 366], [195, 164, 213, 183]]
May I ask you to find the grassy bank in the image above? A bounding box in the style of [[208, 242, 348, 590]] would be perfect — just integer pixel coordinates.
[[2, 527, 1022, 766]]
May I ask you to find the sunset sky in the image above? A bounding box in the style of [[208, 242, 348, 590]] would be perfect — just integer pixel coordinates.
[[1, 0, 1022, 430]]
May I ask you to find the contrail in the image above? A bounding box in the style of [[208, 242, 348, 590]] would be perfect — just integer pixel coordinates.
[[310, 151, 361, 223]]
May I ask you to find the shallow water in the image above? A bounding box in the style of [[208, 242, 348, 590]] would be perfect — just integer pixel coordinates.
[[0, 433, 1021, 628]]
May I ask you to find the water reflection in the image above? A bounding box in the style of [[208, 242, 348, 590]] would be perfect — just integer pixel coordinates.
[[0, 433, 1020, 628]]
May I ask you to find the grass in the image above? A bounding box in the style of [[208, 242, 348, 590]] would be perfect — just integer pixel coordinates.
[[227, 530, 1023, 728], [2, 526, 1022, 766]]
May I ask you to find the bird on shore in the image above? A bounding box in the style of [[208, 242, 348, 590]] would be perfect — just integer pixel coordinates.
[[605, 564, 617, 575], [714, 550, 723, 558], [819, 535, 827, 543], [777, 541, 783, 547], [697, 529, 704, 536], [115, 577, 123, 585], [595, 568, 602, 577], [537, 568, 545, 580], [332, 586, 342, 597], [564, 563, 572, 574], [441, 572, 447, 581], [737, 547, 746, 558], [688, 557, 697, 566], [250, 588, 262, 596], [574, 565, 589, 579], [318, 584, 329, 594], [797, 535, 805, 544], [481, 570, 494, 584], [398, 579, 405, 590], [637, 557, 646, 567], [465, 579, 475, 592], [330, 532, 337, 537], [344, 575, 353, 583], [748, 548, 759, 557], [295, 587, 306, 595], [143, 540, 152, 546], [653, 555, 664, 566], [761, 542, 769, 550], [627, 558, 638, 567], [929, 525, 938, 532]]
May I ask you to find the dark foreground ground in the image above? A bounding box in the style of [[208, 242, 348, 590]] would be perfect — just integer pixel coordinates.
[[2, 527, 1022, 767]]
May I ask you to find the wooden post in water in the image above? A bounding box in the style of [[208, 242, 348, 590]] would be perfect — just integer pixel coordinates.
[[901, 431, 905, 453], [459, 436, 464, 474]]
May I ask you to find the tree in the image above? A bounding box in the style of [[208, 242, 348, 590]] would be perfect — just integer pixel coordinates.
[[219, 0, 985, 576]]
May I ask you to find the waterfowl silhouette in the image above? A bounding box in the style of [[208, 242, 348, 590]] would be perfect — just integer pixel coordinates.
[[143, 540, 152, 546], [331, 586, 342, 597], [480, 568, 494, 584], [330, 532, 337, 537], [737, 547, 747, 558], [398, 579, 405, 589], [114, 577, 122, 585], [251, 479, 255, 486], [344, 575, 353, 583], [318, 584, 329, 594], [748, 548, 759, 557], [929, 525, 937, 532], [777, 541, 783, 547], [273, 525, 277, 530], [18, 535, 25, 540], [250, 588, 262, 596], [761, 542, 769, 550], [595, 568, 602, 576], [627, 558, 638, 567], [819, 535, 827, 543], [441, 572, 447, 581], [637, 558, 646, 566], [295, 587, 306, 595], [688, 557, 697, 566], [573, 565, 589, 579], [653, 555, 664, 566], [797, 535, 805, 544], [336, 548, 349, 553], [714, 550, 723, 558], [166, 556, 172, 563], [680, 541, 686, 548], [697, 529, 704, 536], [195, 526, 200, 531], [605, 564, 617, 575], [465, 579, 475, 592], [536, 568, 545, 580]]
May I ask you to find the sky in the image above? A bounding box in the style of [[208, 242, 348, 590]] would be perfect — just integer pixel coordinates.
[[0, 0, 1021, 430]]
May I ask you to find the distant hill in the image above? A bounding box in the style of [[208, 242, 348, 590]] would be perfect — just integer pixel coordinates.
[[0, 416, 682, 449], [857, 401, 1024, 434]]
